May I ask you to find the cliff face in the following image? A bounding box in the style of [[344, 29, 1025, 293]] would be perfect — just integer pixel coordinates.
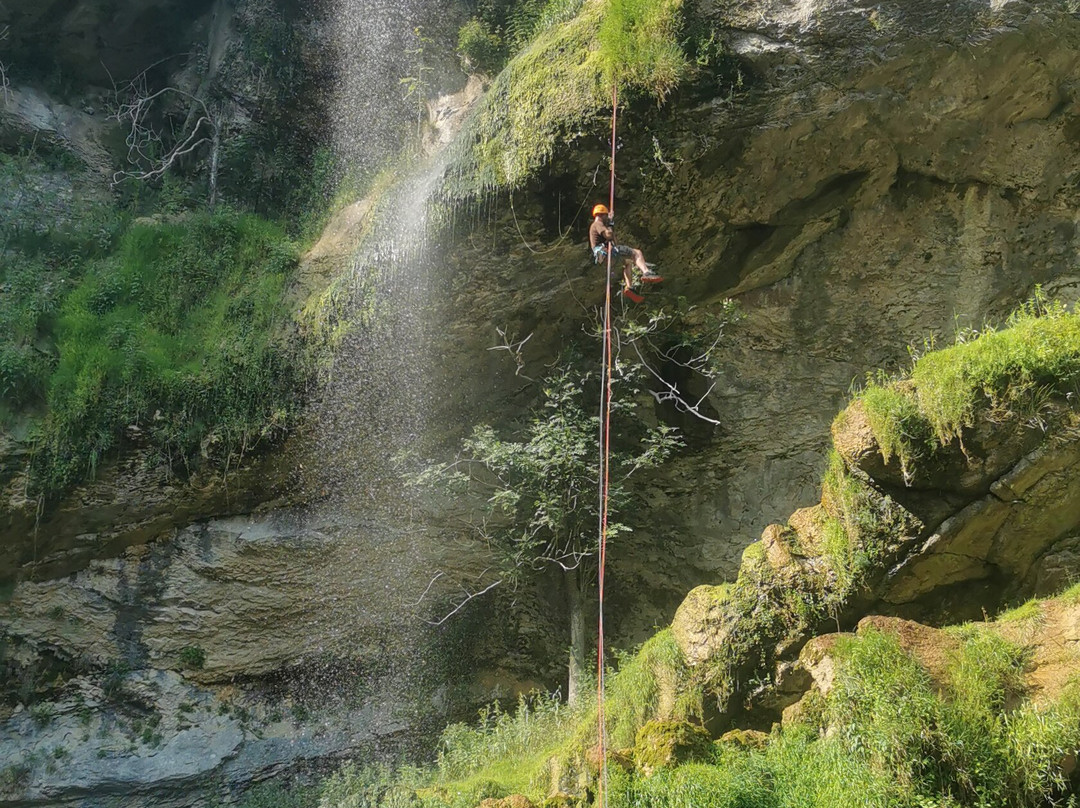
[[436, 0, 1080, 640], [2, 0, 1080, 805]]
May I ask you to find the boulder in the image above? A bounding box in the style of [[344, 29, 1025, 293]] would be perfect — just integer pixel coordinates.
[[718, 729, 769, 750], [479, 796, 536, 808], [633, 720, 714, 776]]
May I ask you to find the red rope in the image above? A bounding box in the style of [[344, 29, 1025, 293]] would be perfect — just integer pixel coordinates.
[[596, 80, 618, 808]]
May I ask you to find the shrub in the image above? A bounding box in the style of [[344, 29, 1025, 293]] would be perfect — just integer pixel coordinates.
[[178, 646, 207, 670], [458, 18, 505, 74]]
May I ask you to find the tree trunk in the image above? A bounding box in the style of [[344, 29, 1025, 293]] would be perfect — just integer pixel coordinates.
[[208, 121, 221, 210], [566, 566, 587, 706]]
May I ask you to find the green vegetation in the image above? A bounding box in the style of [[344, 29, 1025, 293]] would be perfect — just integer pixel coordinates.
[[849, 290, 1080, 478], [456, 0, 587, 74], [413, 356, 681, 703], [30, 210, 303, 496], [447, 0, 690, 195], [307, 592, 1080, 808], [1, 202, 306, 498], [632, 720, 712, 773], [178, 645, 208, 671], [597, 0, 688, 96], [0, 764, 30, 796]]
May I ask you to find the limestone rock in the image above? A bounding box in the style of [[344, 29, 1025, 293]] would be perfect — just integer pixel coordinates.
[[1, 509, 493, 684], [671, 585, 734, 667], [633, 720, 714, 776], [718, 729, 769, 750], [0, 667, 411, 808]]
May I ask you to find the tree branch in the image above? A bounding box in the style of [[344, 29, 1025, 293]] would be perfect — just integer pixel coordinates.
[[108, 65, 221, 193], [488, 327, 535, 380], [0, 26, 11, 105]]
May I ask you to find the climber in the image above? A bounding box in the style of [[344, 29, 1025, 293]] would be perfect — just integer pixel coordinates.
[[589, 204, 663, 301]]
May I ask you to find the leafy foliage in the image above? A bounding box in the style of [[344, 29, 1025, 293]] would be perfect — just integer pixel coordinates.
[[456, 0, 587, 74], [416, 357, 680, 587]]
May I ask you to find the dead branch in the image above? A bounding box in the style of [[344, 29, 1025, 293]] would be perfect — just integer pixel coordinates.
[[0, 26, 11, 105], [630, 339, 723, 426], [425, 579, 503, 626], [108, 63, 221, 200], [488, 327, 535, 380]]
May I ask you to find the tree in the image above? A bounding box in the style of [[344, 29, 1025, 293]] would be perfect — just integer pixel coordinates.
[[413, 302, 739, 704], [419, 358, 679, 704]]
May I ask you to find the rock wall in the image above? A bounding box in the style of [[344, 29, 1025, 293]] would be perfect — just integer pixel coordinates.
[[435, 0, 1080, 642], [2, 0, 1080, 804]]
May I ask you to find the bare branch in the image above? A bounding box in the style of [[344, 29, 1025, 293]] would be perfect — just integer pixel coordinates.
[[405, 571, 445, 608], [424, 578, 503, 626], [0, 26, 11, 105], [488, 327, 535, 380], [108, 67, 221, 194], [631, 340, 724, 425]]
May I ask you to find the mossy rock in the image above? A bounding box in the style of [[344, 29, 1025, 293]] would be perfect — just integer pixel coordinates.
[[539, 795, 579, 808], [671, 584, 734, 666], [479, 796, 536, 808], [718, 728, 769, 750], [633, 720, 714, 775]]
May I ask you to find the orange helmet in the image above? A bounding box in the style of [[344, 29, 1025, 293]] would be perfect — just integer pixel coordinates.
[[592, 204, 609, 217]]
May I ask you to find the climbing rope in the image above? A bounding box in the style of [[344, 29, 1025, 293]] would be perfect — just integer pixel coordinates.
[[596, 80, 618, 808]]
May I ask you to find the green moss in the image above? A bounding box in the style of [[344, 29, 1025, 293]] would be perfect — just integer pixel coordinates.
[[633, 720, 713, 773], [445, 0, 689, 196], [0, 764, 30, 797], [28, 209, 305, 497], [604, 629, 702, 750], [597, 0, 688, 95], [854, 293, 1080, 473]]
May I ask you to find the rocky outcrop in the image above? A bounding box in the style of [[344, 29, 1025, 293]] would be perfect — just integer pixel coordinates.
[[0, 666, 412, 808], [671, 332, 1080, 723], [781, 597, 1080, 725], [436, 0, 1080, 644]]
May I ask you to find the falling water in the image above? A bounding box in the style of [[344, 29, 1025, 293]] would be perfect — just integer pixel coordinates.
[[286, 0, 488, 732], [316, 0, 463, 506]]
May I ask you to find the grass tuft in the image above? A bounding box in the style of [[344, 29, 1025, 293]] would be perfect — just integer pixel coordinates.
[[855, 292, 1080, 473], [444, 0, 689, 197], [27, 209, 304, 497]]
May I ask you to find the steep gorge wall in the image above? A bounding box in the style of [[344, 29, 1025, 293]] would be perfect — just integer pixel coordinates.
[[434, 0, 1080, 643], [2, 0, 1080, 804]]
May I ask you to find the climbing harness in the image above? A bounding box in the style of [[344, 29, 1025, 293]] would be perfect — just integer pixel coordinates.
[[596, 81, 618, 808]]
